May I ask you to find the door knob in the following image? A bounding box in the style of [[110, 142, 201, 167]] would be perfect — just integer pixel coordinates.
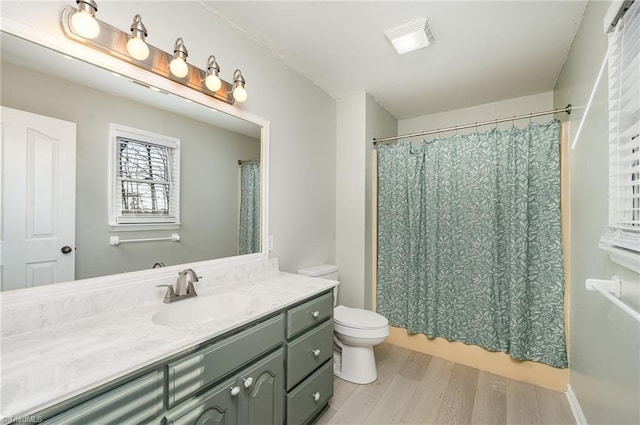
[[61, 246, 73, 254]]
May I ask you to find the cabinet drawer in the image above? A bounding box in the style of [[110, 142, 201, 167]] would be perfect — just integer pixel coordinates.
[[43, 371, 164, 425], [286, 360, 333, 425], [286, 292, 332, 339], [167, 314, 284, 407], [286, 320, 333, 390]]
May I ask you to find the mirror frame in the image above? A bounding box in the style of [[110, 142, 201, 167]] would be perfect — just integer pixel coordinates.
[[0, 16, 270, 289]]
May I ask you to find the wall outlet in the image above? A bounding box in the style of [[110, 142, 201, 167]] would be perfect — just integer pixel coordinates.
[[268, 235, 274, 251]]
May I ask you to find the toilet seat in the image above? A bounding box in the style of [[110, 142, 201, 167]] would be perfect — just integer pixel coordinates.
[[333, 305, 389, 339], [334, 305, 388, 329]]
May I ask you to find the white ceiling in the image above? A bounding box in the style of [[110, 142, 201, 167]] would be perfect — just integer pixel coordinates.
[[201, 1, 588, 120]]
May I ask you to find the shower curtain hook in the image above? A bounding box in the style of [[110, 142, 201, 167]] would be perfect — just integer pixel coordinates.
[[475, 122, 478, 133]]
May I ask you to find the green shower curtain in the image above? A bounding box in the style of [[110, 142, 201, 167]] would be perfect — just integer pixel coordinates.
[[376, 120, 567, 368], [239, 162, 260, 255]]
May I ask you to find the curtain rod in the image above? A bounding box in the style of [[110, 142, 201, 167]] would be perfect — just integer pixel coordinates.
[[373, 104, 572, 146], [238, 159, 260, 165]]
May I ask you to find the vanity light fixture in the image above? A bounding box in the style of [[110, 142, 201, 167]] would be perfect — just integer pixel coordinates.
[[70, 0, 100, 39], [60, 2, 243, 105], [126, 14, 149, 61], [204, 55, 222, 92], [232, 69, 247, 103], [169, 38, 189, 78]]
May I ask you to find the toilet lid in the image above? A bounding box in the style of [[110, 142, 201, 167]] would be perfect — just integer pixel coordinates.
[[334, 305, 388, 330]]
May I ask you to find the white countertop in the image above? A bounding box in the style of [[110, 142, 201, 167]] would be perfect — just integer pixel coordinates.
[[0, 272, 336, 421]]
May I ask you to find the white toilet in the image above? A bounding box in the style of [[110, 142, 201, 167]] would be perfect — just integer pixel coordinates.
[[298, 264, 389, 384]]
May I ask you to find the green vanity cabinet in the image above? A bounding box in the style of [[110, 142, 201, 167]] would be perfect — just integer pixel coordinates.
[[41, 370, 164, 425], [164, 349, 284, 425], [237, 348, 284, 425], [167, 315, 285, 408], [284, 292, 335, 425], [163, 376, 238, 425], [23, 290, 335, 425]]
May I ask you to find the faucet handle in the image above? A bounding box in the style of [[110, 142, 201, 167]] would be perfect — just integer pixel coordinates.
[[156, 284, 178, 303]]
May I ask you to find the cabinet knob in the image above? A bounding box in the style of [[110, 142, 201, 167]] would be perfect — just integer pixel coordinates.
[[312, 392, 321, 402], [243, 376, 254, 388], [230, 386, 241, 397], [311, 349, 321, 357], [310, 310, 320, 318]]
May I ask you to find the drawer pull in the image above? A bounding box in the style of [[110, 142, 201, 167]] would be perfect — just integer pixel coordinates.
[[312, 392, 321, 402], [311, 349, 321, 357], [310, 310, 320, 318], [230, 386, 241, 397], [243, 377, 254, 388]]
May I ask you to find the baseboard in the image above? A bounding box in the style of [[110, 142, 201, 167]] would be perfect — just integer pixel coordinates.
[[566, 384, 588, 425]]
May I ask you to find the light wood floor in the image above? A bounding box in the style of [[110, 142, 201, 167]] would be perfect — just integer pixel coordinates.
[[317, 343, 575, 425]]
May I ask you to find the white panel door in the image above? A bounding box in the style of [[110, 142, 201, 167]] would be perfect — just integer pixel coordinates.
[[0, 107, 76, 291]]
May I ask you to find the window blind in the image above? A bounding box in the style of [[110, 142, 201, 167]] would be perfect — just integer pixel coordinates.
[[602, 0, 640, 252], [116, 136, 178, 223]]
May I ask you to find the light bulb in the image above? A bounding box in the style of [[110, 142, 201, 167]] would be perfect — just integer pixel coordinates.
[[126, 37, 149, 61], [169, 57, 189, 78], [233, 86, 248, 103], [71, 9, 100, 39], [169, 38, 189, 78], [232, 69, 247, 103], [127, 14, 149, 61], [205, 74, 222, 92]]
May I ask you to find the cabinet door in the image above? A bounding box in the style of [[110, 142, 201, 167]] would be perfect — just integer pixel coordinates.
[[164, 376, 238, 425], [238, 349, 284, 425]]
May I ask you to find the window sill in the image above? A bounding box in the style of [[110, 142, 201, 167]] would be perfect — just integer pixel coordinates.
[[109, 223, 181, 232], [598, 243, 640, 274]]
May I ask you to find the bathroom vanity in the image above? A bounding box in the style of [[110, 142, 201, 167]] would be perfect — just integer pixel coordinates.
[[0, 262, 337, 425]]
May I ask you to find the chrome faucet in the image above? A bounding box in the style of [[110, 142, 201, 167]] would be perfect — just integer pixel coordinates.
[[176, 268, 199, 296], [156, 268, 201, 303]]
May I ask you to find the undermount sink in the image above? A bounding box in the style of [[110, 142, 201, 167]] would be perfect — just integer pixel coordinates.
[[152, 293, 251, 327]]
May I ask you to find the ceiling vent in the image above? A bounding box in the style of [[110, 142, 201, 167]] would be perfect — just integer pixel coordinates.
[[384, 17, 435, 55]]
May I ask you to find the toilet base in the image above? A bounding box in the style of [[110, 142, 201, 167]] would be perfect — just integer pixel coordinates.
[[333, 341, 378, 384]]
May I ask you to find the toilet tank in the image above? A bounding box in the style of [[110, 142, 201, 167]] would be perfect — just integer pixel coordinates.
[[297, 264, 338, 281], [298, 264, 339, 306]]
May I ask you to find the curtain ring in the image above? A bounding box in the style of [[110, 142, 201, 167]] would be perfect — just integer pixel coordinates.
[[475, 122, 478, 133]]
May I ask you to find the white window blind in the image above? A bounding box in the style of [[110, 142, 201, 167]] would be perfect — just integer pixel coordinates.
[[602, 0, 640, 253], [109, 124, 180, 228]]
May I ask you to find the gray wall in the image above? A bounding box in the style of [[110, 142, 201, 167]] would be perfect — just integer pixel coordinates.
[[334, 92, 396, 310], [365, 95, 396, 310], [1, 60, 260, 279], [336, 93, 367, 308], [398, 92, 554, 136], [554, 1, 640, 424], [0, 1, 337, 277]]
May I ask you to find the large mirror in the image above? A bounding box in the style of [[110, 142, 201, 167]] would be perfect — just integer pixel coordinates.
[[0, 31, 266, 291]]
